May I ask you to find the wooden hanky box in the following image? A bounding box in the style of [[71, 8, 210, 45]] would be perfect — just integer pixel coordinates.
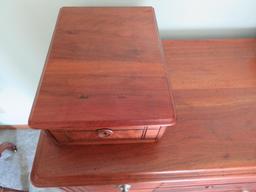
[[29, 7, 176, 145]]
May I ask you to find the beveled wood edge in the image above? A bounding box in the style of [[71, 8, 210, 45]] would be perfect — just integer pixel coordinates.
[[31, 166, 256, 188], [29, 119, 176, 130], [0, 124, 29, 130], [31, 132, 256, 187]]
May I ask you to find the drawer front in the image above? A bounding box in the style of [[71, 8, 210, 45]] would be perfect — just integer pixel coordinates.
[[155, 184, 256, 192], [48, 126, 166, 145], [62, 182, 256, 192], [61, 183, 160, 192], [61, 129, 144, 141]]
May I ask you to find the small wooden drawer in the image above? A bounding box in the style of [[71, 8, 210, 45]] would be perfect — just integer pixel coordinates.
[[47, 126, 167, 145]]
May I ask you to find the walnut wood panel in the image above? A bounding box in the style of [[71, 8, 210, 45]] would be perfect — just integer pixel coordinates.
[[31, 39, 256, 189], [28, 7, 176, 131]]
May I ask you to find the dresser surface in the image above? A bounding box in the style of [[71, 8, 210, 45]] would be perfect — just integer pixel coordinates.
[[31, 39, 256, 191]]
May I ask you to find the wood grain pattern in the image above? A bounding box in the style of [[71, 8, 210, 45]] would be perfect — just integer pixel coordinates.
[[28, 7, 176, 131], [31, 39, 256, 190]]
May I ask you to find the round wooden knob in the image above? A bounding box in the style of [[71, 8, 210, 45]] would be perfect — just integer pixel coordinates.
[[97, 128, 113, 138]]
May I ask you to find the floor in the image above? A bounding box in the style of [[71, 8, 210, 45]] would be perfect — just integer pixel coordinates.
[[0, 129, 60, 192]]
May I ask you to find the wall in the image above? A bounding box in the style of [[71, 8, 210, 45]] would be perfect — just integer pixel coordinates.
[[1, 0, 256, 125]]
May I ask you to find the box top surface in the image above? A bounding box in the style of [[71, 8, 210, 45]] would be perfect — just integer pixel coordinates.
[[29, 7, 176, 129]]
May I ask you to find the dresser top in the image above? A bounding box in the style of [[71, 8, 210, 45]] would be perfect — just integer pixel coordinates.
[[31, 39, 256, 187], [28, 7, 175, 130]]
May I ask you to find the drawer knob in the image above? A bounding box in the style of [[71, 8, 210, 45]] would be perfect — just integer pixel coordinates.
[[118, 184, 131, 192], [97, 128, 113, 138]]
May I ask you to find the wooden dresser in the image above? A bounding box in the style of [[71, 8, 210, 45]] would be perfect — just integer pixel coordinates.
[[31, 39, 256, 192]]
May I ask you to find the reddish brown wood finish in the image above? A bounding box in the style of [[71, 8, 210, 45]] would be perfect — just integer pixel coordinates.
[[28, 7, 176, 145], [48, 126, 167, 145], [62, 182, 256, 192], [31, 39, 256, 191]]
